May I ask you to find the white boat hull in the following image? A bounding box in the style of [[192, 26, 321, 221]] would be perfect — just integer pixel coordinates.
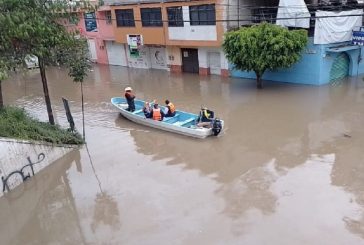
[[111, 99, 223, 139]]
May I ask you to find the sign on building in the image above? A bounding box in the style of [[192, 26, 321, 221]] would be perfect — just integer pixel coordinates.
[[84, 12, 97, 32], [352, 27, 364, 46], [127, 35, 143, 58]]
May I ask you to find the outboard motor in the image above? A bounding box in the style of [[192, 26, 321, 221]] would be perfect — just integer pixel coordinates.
[[212, 118, 222, 136]]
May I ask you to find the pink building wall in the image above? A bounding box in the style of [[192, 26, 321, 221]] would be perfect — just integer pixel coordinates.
[[77, 12, 111, 65], [97, 9, 115, 40]]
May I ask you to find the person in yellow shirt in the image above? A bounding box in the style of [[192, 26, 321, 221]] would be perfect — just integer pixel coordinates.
[[164, 99, 176, 117]]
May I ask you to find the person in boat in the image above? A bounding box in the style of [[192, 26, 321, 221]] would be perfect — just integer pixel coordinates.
[[124, 87, 135, 112], [143, 102, 152, 118], [164, 99, 176, 117], [150, 103, 165, 121], [196, 107, 215, 128]]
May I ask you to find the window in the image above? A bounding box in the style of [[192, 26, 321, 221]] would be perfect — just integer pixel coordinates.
[[167, 7, 184, 27], [141, 8, 163, 27], [105, 11, 112, 25], [189, 4, 216, 25], [115, 9, 135, 27]]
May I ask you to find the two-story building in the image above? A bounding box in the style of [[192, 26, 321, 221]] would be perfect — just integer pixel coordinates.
[[104, 0, 230, 76]]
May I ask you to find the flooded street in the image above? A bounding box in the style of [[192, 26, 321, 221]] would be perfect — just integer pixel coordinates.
[[1, 65, 364, 244]]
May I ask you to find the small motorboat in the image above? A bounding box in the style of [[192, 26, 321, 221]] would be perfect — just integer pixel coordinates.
[[111, 97, 223, 139]]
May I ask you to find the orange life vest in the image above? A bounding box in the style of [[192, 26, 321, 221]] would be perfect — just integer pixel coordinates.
[[168, 103, 175, 113], [153, 108, 162, 121]]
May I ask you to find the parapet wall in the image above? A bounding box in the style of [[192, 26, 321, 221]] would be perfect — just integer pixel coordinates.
[[0, 138, 77, 197]]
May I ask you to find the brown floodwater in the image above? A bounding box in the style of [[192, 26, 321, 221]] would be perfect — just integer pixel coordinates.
[[1, 65, 364, 244]]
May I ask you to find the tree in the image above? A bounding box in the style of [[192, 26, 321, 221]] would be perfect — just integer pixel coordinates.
[[64, 38, 92, 140], [223, 22, 308, 89], [0, 0, 92, 123], [0, 60, 7, 109]]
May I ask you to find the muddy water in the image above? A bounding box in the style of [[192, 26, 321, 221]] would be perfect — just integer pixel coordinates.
[[1, 65, 364, 244]]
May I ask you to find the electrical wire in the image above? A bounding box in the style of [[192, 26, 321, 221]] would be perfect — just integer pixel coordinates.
[[73, 2, 364, 23], [81, 12, 364, 23]]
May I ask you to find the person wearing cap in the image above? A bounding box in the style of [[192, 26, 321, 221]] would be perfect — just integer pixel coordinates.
[[124, 87, 135, 112], [150, 103, 165, 121], [164, 99, 176, 117], [196, 107, 215, 128]]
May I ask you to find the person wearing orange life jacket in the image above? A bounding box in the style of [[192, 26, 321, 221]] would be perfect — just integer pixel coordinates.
[[164, 99, 176, 117], [150, 103, 165, 121]]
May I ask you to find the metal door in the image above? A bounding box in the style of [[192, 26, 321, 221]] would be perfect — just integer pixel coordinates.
[[106, 41, 127, 66], [181, 48, 199, 73], [209, 52, 221, 75], [330, 52, 349, 83], [87, 39, 97, 61]]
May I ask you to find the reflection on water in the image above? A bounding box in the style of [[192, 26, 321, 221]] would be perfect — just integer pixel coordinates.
[[91, 192, 121, 233], [0, 150, 86, 245], [1, 65, 364, 243], [224, 154, 363, 244]]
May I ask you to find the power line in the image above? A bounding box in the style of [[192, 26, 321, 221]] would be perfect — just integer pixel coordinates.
[[81, 12, 364, 23]]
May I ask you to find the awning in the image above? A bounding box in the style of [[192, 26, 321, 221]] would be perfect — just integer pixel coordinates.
[[326, 45, 360, 53]]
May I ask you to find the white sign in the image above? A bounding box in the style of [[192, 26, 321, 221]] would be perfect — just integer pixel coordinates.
[[127, 34, 143, 48]]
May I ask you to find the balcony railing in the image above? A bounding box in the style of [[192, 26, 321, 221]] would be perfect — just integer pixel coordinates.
[[233, 3, 364, 37]]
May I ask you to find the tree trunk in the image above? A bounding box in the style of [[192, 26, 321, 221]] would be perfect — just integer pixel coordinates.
[[0, 80, 3, 109], [255, 72, 263, 89], [39, 58, 55, 125], [81, 82, 85, 140]]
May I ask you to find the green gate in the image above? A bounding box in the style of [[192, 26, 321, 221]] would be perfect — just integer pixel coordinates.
[[329, 52, 350, 83]]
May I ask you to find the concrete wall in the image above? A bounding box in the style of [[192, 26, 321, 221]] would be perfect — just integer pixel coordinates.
[[97, 10, 115, 40], [167, 46, 182, 66], [164, 0, 224, 47], [166, 46, 183, 72], [168, 6, 217, 41], [111, 4, 167, 45], [126, 45, 168, 70], [198, 47, 229, 76], [317, 42, 364, 84], [0, 138, 75, 196], [198, 47, 229, 69], [78, 13, 110, 64], [230, 38, 364, 85]]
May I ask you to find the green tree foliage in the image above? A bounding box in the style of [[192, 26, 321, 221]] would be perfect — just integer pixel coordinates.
[[0, 0, 92, 122], [223, 22, 308, 88], [63, 37, 92, 139]]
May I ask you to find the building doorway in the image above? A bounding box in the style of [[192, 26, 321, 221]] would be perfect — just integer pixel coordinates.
[[181, 48, 199, 73], [330, 52, 350, 83], [208, 52, 221, 75], [87, 39, 97, 61], [106, 41, 127, 66]]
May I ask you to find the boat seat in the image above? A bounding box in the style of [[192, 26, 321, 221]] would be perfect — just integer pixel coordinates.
[[133, 109, 143, 114], [173, 118, 195, 126], [163, 113, 180, 122], [117, 103, 128, 109]]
